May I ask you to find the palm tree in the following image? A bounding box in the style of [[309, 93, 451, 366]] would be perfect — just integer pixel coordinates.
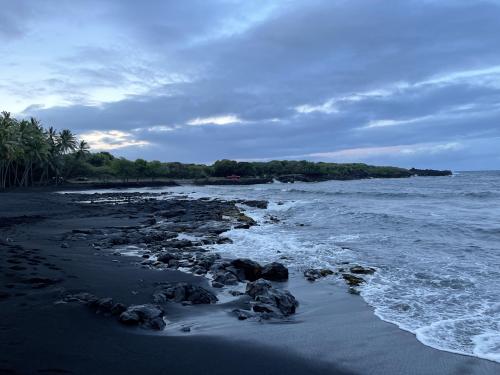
[[75, 140, 90, 160], [0, 112, 18, 188], [58, 129, 77, 154], [0, 112, 89, 188]]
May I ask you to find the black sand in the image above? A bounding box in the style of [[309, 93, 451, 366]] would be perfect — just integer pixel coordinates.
[[1, 191, 498, 375]]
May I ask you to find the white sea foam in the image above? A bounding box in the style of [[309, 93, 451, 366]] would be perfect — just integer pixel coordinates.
[[201, 175, 500, 363], [473, 332, 500, 362], [116, 245, 146, 257]]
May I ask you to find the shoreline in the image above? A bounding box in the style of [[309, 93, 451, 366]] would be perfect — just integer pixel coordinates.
[[0, 170, 455, 193], [0, 190, 498, 374]]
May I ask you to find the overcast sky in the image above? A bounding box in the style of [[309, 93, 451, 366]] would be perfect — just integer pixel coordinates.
[[1, 0, 500, 170]]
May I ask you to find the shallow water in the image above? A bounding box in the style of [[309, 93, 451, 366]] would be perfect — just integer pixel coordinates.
[[70, 171, 500, 362]]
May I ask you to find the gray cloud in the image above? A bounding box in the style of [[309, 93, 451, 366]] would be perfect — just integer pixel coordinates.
[[3, 0, 500, 170]]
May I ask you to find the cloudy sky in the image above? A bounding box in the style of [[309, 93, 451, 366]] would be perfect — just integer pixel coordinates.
[[2, 0, 500, 170]]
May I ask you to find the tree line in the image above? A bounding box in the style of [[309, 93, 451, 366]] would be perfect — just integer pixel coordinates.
[[0, 111, 89, 188], [1, 112, 449, 189]]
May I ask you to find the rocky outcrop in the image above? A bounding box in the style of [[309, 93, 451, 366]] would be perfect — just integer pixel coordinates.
[[409, 168, 452, 177], [210, 259, 289, 285]]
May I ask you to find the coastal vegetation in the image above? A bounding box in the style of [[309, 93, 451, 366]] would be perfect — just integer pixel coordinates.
[[0, 112, 451, 189], [0, 111, 89, 188]]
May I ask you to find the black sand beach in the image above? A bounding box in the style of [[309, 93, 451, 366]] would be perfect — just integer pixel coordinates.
[[1, 190, 499, 375]]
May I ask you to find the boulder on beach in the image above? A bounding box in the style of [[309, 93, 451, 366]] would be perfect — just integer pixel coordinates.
[[119, 304, 165, 330], [245, 279, 298, 318], [154, 282, 218, 304], [230, 258, 262, 281], [261, 262, 289, 281]]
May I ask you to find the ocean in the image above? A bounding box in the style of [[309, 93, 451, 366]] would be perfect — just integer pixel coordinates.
[[161, 171, 499, 363], [73, 171, 500, 363]]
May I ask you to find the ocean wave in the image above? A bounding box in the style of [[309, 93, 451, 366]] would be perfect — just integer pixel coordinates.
[[462, 191, 500, 198], [282, 188, 431, 199], [279, 188, 500, 200]]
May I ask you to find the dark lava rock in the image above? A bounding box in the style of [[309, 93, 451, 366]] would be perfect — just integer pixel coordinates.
[[349, 265, 376, 275], [110, 303, 127, 315], [234, 223, 251, 229], [93, 297, 114, 312], [236, 213, 257, 226], [216, 237, 233, 244], [213, 271, 239, 285], [119, 304, 165, 330], [265, 215, 280, 224], [211, 281, 224, 288], [143, 231, 177, 244], [304, 268, 334, 281], [230, 258, 262, 281], [109, 236, 129, 246], [157, 208, 187, 218], [232, 309, 254, 320], [342, 273, 365, 286], [157, 253, 179, 264], [194, 253, 220, 270], [245, 279, 298, 317], [164, 239, 194, 249], [239, 200, 268, 209], [154, 283, 218, 304], [64, 292, 98, 304], [261, 262, 288, 281]]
